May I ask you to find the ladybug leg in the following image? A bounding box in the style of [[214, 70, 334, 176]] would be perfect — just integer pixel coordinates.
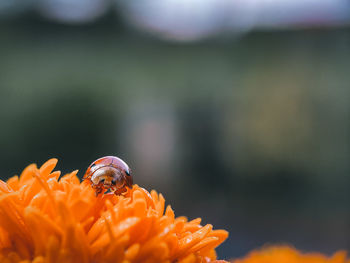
[[95, 188, 104, 197], [93, 182, 105, 197], [114, 187, 127, 196]]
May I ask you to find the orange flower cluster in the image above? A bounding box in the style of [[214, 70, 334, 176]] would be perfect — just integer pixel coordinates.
[[0, 159, 228, 263], [233, 246, 349, 263]]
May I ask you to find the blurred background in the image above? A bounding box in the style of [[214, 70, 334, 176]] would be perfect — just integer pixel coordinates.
[[1, 0, 350, 260]]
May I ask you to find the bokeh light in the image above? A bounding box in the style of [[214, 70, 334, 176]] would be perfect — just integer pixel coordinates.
[[37, 0, 109, 24]]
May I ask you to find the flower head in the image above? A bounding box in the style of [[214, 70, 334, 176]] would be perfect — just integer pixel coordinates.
[[233, 246, 349, 263], [0, 159, 228, 263]]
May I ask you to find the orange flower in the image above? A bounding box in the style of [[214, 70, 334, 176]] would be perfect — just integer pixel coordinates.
[[233, 246, 349, 263], [0, 159, 229, 263]]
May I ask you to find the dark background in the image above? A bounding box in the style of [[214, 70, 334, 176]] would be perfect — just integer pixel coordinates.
[[1, 1, 350, 260]]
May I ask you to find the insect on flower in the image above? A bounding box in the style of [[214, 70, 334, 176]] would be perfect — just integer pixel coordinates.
[[83, 156, 133, 196]]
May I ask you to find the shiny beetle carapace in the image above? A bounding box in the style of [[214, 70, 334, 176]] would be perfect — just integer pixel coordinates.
[[83, 156, 133, 196]]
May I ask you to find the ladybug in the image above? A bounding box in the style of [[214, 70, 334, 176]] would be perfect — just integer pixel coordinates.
[[83, 156, 133, 196]]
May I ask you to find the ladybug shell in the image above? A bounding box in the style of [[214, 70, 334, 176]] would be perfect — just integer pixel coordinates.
[[83, 156, 133, 188]]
